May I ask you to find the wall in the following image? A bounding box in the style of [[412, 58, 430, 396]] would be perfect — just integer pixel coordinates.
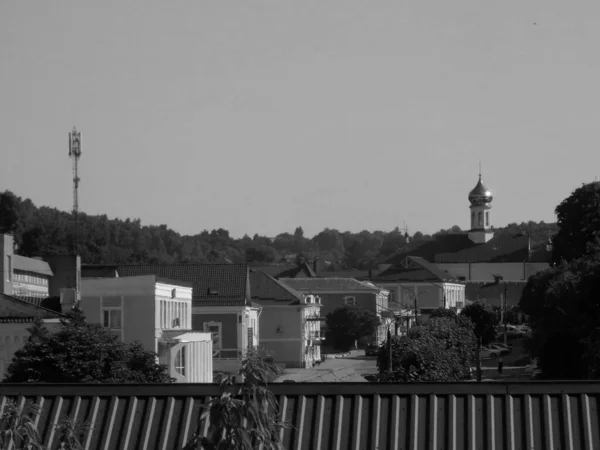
[[437, 262, 550, 282], [168, 339, 213, 383], [258, 305, 303, 367], [45, 255, 81, 299], [0, 234, 13, 296], [318, 292, 377, 318], [192, 313, 238, 358]]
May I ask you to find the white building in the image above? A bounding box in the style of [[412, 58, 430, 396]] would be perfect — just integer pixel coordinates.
[[80, 275, 213, 383]]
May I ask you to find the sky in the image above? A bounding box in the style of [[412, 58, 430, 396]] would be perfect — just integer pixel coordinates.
[[1, 1, 599, 239]]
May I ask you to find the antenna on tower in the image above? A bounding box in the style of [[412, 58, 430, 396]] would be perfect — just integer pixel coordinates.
[[69, 127, 82, 254]]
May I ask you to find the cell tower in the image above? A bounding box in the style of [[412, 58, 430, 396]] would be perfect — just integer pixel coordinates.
[[69, 127, 82, 254]]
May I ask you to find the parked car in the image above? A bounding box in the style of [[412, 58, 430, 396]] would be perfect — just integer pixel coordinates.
[[480, 346, 502, 359], [365, 342, 379, 356], [489, 343, 511, 355]]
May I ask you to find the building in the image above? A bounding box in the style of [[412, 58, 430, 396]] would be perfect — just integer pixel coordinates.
[[0, 293, 64, 377], [250, 270, 322, 368], [0, 234, 82, 306], [370, 256, 466, 312], [382, 174, 552, 307], [278, 278, 390, 344], [80, 275, 213, 382], [82, 263, 260, 373]]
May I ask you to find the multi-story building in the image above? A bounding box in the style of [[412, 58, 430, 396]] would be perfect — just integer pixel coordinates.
[[80, 275, 213, 382], [250, 269, 321, 368], [278, 277, 390, 344], [82, 263, 259, 373]]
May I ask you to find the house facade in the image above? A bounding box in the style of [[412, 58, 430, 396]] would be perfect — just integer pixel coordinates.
[[278, 278, 390, 344], [80, 275, 213, 383], [84, 263, 259, 373], [250, 270, 321, 368], [0, 293, 64, 378]]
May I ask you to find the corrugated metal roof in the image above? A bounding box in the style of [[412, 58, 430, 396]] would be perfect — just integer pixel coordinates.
[[2, 382, 600, 449], [12, 254, 54, 276]]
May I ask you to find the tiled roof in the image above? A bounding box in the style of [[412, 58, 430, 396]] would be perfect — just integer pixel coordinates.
[[2, 383, 600, 449], [373, 256, 461, 283], [250, 270, 303, 304], [435, 235, 531, 263], [12, 254, 54, 276], [116, 264, 250, 306], [279, 277, 382, 292], [247, 264, 297, 277], [385, 233, 533, 264], [273, 262, 316, 279], [385, 234, 476, 264]]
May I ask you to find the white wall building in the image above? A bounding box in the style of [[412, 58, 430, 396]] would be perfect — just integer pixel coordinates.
[[81, 275, 213, 383]]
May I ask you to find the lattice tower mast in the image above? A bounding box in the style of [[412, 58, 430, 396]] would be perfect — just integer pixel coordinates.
[[69, 127, 81, 254]]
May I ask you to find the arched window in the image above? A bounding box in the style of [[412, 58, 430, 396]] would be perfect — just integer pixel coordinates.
[[478, 212, 483, 226], [485, 211, 490, 226], [174, 347, 186, 377], [471, 212, 475, 227]]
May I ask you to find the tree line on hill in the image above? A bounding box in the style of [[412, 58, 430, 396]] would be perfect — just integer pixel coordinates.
[[0, 190, 557, 268]]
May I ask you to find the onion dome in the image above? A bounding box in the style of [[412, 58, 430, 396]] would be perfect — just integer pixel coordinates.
[[468, 175, 493, 205]]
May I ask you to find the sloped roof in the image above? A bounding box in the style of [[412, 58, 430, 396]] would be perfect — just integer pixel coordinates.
[[12, 255, 54, 276], [385, 233, 533, 264], [385, 234, 476, 264], [249, 270, 304, 305], [115, 264, 250, 307], [279, 277, 382, 292], [465, 281, 527, 306], [273, 262, 316, 279], [1, 383, 599, 449], [0, 293, 65, 322], [435, 235, 530, 263], [248, 264, 297, 277], [373, 256, 461, 283]]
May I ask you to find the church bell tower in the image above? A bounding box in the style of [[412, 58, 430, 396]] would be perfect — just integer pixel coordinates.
[[468, 171, 494, 244]]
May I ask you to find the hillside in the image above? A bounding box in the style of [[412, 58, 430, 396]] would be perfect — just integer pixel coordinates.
[[0, 190, 558, 269]]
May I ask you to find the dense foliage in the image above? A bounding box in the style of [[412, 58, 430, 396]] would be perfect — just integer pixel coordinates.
[[325, 305, 381, 352], [183, 348, 287, 450], [4, 311, 174, 383], [0, 190, 557, 268], [551, 181, 600, 265], [460, 302, 498, 346], [376, 311, 476, 381], [520, 182, 600, 379]]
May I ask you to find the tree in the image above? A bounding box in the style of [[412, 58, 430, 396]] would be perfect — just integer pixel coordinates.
[[325, 305, 380, 352], [552, 181, 600, 265], [520, 249, 600, 379], [182, 348, 288, 450], [376, 316, 475, 381], [4, 308, 174, 383], [460, 302, 497, 346], [0, 191, 21, 236]]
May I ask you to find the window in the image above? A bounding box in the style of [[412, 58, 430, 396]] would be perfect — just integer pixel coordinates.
[[203, 322, 222, 349], [478, 212, 483, 226], [344, 296, 356, 306], [471, 212, 475, 227], [102, 309, 122, 329], [174, 347, 186, 376], [485, 211, 490, 226]]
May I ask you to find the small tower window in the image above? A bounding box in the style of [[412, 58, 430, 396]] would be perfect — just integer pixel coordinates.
[[471, 212, 475, 227], [478, 212, 483, 226], [485, 211, 490, 226]]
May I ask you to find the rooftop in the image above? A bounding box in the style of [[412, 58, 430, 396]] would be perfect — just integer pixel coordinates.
[[279, 277, 384, 292], [12, 254, 54, 276], [250, 270, 304, 305], [373, 256, 462, 283]]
